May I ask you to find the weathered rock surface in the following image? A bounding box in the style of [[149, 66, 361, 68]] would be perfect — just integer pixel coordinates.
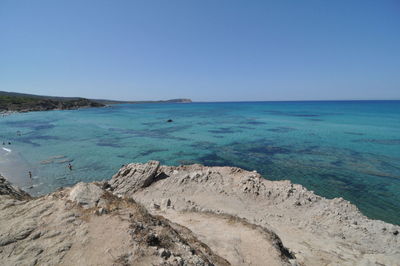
[[0, 172, 230, 265], [68, 182, 104, 208], [108, 160, 161, 196], [0, 174, 31, 200], [1, 161, 399, 265], [108, 162, 400, 266]]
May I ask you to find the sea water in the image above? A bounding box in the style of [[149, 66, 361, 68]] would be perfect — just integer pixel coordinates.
[[0, 101, 399, 224]]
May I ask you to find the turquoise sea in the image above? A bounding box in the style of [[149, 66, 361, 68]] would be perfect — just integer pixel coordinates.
[[1, 101, 400, 224]]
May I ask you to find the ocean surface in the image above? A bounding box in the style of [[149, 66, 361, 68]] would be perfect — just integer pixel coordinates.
[[1, 101, 400, 224]]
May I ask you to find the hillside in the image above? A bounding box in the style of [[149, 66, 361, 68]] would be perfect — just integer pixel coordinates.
[[0, 91, 104, 112], [0, 91, 192, 112]]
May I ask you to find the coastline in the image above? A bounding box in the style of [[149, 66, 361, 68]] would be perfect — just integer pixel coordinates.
[[0, 105, 108, 116], [0, 110, 18, 116], [0, 90, 192, 114], [1, 161, 399, 265], [0, 100, 193, 116], [0, 147, 34, 190]]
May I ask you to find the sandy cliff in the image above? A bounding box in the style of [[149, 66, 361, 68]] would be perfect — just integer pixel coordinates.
[[1, 161, 399, 265]]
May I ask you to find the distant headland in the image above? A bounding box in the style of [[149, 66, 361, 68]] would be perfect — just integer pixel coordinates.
[[0, 91, 192, 113], [94, 98, 192, 105]]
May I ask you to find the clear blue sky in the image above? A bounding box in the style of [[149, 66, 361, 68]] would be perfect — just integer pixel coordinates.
[[1, 0, 399, 101]]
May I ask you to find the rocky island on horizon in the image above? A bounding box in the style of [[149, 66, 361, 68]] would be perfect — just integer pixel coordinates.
[[1, 161, 399, 265]]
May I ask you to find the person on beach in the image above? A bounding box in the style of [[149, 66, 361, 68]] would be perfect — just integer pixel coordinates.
[[68, 163, 73, 171]]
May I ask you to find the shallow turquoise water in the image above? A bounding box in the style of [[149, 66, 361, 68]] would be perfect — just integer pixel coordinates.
[[1, 101, 400, 224]]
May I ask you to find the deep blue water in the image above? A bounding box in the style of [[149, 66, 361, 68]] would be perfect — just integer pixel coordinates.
[[1, 101, 400, 224]]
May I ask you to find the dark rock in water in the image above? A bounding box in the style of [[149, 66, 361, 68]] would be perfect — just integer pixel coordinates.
[[167, 119, 173, 123]]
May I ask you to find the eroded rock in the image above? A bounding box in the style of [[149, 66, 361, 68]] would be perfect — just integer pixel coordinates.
[[0, 174, 31, 200], [2, 161, 399, 266], [68, 182, 104, 208], [108, 160, 160, 196]]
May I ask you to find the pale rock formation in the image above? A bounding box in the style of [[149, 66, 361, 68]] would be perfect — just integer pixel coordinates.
[[1, 161, 400, 266], [0, 173, 230, 265], [108, 162, 400, 266], [108, 160, 160, 196], [68, 182, 105, 209]]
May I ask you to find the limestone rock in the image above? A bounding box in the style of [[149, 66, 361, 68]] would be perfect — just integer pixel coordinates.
[[2, 161, 400, 266], [68, 182, 104, 208], [125, 162, 400, 266], [108, 160, 160, 196], [0, 175, 229, 266]]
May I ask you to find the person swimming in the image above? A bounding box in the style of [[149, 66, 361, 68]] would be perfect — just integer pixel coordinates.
[[68, 163, 73, 171], [28, 171, 32, 179]]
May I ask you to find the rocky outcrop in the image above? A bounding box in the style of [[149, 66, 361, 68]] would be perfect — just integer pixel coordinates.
[[68, 182, 104, 208], [107, 162, 400, 266], [108, 160, 161, 196], [0, 178, 230, 265], [1, 161, 399, 265], [0, 174, 31, 200]]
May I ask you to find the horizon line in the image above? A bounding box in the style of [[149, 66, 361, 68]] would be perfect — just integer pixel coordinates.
[[1, 90, 399, 103], [189, 99, 400, 103]]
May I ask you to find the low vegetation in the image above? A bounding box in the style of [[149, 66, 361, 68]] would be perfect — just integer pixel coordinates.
[[0, 94, 104, 112]]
